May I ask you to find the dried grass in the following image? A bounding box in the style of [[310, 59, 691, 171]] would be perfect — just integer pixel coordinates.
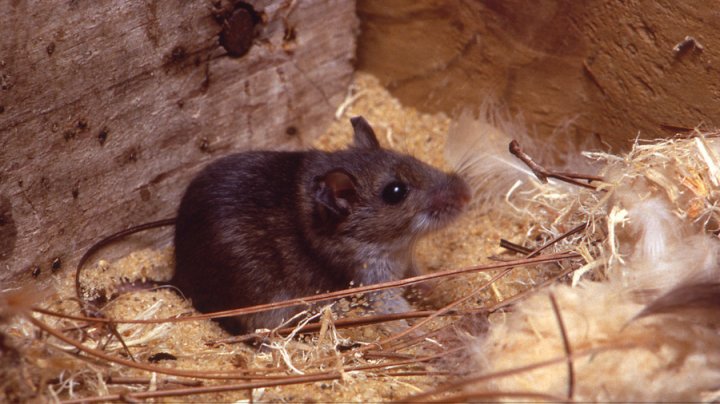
[[435, 115, 720, 401]]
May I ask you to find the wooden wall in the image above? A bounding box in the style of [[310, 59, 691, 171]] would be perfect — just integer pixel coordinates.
[[357, 0, 719, 151], [0, 0, 357, 285]]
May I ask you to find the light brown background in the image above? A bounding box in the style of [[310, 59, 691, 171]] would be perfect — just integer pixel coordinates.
[[358, 0, 719, 150]]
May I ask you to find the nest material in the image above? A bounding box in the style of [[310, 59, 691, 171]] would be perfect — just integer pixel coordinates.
[[2, 73, 719, 402], [449, 122, 720, 401]]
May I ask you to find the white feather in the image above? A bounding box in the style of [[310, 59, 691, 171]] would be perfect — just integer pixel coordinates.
[[627, 197, 679, 263], [611, 186, 720, 292], [444, 107, 540, 212], [444, 105, 598, 214]]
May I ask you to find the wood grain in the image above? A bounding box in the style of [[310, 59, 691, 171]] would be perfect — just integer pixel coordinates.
[[0, 0, 356, 285]]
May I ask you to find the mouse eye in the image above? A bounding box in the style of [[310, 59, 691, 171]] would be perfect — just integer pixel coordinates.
[[381, 181, 408, 205]]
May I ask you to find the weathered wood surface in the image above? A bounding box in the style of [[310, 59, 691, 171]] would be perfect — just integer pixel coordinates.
[[358, 0, 720, 151], [0, 0, 356, 285]]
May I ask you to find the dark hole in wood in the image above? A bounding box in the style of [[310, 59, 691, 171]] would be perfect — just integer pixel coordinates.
[[199, 137, 210, 152], [51, 257, 62, 272], [98, 128, 108, 145], [219, 2, 260, 58]]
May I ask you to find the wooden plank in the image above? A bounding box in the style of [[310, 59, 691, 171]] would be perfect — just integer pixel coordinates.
[[357, 0, 720, 151], [0, 0, 357, 285]]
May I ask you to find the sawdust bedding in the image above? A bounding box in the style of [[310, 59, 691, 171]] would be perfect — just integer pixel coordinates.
[[2, 72, 720, 402]]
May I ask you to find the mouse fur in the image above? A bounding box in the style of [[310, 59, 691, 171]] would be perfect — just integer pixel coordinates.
[[171, 116, 470, 334]]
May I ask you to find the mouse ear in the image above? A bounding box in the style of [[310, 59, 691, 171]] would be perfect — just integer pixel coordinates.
[[313, 169, 358, 221], [350, 116, 381, 150]]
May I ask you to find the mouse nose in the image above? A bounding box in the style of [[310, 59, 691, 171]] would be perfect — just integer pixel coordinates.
[[430, 174, 471, 212], [452, 174, 472, 207]]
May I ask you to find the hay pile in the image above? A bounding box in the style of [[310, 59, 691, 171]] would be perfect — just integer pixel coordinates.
[[1, 73, 719, 402]]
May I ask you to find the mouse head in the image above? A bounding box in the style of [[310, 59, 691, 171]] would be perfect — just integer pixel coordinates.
[[309, 116, 471, 247]]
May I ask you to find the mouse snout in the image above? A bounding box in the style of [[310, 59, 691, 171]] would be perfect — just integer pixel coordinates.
[[430, 174, 471, 213], [451, 174, 472, 207]]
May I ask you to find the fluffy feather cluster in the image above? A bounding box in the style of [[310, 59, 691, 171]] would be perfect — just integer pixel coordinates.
[[449, 114, 720, 401]]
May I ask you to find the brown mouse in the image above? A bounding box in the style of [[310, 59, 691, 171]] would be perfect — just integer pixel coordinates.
[[170, 116, 470, 334]]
